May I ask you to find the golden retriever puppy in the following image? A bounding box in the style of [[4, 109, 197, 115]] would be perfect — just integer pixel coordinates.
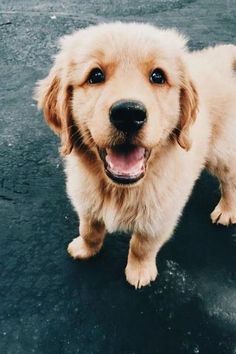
[[35, 22, 236, 288]]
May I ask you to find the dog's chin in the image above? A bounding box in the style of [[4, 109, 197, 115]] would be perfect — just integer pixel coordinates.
[[98, 144, 151, 185]]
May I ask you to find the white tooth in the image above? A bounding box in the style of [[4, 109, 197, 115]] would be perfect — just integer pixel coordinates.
[[108, 161, 114, 169]]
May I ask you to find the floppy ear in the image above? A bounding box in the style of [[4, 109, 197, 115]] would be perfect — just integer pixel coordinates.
[[34, 68, 74, 156], [177, 70, 198, 151]]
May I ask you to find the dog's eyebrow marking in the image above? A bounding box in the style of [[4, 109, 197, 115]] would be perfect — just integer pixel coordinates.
[[69, 60, 103, 85], [233, 59, 236, 73]]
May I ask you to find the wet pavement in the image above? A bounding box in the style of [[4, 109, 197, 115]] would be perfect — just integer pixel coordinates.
[[1, 1, 236, 353]]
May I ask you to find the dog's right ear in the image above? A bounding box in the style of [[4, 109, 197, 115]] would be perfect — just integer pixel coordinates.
[[177, 76, 198, 151], [34, 67, 74, 156]]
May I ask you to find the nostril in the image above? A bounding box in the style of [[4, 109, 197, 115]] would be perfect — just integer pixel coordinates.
[[109, 100, 147, 132]]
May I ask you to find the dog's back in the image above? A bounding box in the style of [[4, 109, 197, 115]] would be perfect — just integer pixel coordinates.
[[187, 44, 236, 110], [186, 45, 236, 148]]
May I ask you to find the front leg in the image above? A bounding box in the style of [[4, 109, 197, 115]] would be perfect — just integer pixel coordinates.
[[125, 232, 169, 289], [68, 217, 105, 259]]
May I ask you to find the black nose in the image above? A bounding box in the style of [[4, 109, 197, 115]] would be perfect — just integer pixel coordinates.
[[109, 100, 147, 133]]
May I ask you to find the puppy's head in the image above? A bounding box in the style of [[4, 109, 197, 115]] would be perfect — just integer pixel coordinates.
[[35, 22, 198, 186]]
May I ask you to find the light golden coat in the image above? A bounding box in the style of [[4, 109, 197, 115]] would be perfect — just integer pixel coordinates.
[[35, 23, 236, 288]]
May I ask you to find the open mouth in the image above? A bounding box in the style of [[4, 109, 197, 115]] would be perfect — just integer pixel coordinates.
[[99, 144, 150, 184]]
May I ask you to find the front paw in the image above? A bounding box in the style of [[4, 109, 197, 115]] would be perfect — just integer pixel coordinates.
[[67, 236, 101, 260], [125, 257, 158, 289], [211, 201, 236, 226]]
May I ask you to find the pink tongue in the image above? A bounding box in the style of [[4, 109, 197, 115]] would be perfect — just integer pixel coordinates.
[[106, 146, 145, 175]]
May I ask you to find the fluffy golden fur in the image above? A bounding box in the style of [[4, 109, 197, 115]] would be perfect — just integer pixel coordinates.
[[35, 22, 236, 288]]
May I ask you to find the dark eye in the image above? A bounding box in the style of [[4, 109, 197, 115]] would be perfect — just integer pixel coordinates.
[[87, 68, 105, 84], [150, 68, 166, 84]]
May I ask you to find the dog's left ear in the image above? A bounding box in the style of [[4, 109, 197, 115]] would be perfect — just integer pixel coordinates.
[[177, 69, 198, 151]]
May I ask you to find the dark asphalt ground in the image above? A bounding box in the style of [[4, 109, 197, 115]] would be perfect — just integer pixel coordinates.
[[1, 1, 236, 353]]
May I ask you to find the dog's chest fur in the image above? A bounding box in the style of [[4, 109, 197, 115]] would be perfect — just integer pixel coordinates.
[[65, 143, 207, 237]]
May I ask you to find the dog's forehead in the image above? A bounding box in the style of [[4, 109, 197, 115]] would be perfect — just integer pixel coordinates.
[[61, 23, 187, 67]]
